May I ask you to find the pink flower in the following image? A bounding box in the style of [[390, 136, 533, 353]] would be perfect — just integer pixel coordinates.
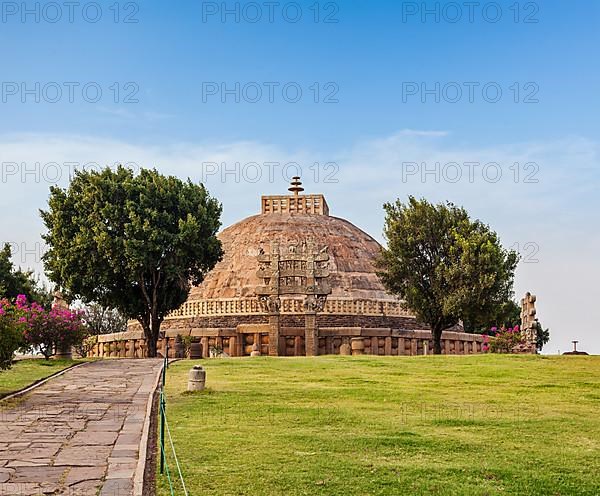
[[15, 294, 28, 308]]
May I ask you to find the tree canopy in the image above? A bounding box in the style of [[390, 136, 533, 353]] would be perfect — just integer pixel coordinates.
[[463, 299, 522, 334], [41, 166, 223, 357], [377, 196, 519, 354], [0, 243, 52, 309]]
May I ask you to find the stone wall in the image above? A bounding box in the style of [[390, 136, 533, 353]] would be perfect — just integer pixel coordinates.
[[86, 327, 485, 358]]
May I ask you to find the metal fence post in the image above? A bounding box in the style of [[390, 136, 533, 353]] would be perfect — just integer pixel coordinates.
[[160, 343, 167, 475]]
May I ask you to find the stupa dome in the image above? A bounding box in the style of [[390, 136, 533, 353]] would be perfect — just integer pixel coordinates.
[[188, 211, 393, 302]]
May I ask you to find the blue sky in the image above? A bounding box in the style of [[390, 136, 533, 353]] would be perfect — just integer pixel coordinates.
[[1, 0, 598, 147], [1, 0, 599, 353]]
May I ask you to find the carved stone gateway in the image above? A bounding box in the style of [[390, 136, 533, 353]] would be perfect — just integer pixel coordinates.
[[520, 292, 538, 353], [256, 240, 331, 356]]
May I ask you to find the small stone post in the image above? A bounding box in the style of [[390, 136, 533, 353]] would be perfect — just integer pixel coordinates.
[[188, 365, 206, 391]]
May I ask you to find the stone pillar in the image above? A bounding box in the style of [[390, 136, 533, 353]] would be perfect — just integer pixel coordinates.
[[384, 337, 392, 356], [520, 292, 538, 353], [411, 339, 418, 356], [397, 337, 405, 355], [268, 313, 281, 356], [369, 339, 377, 355], [351, 337, 364, 356], [304, 312, 318, 356], [229, 336, 237, 357], [201, 337, 209, 358], [294, 336, 303, 356]]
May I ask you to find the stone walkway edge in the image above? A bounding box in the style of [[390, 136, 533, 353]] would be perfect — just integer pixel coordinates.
[[133, 359, 164, 496]]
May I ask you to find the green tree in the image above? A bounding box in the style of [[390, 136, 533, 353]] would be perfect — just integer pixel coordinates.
[[377, 197, 519, 354], [41, 166, 223, 357], [0, 244, 52, 309], [80, 303, 128, 336], [463, 299, 521, 333], [534, 321, 550, 351]]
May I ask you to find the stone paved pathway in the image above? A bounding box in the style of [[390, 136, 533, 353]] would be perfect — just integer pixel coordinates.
[[0, 359, 163, 496]]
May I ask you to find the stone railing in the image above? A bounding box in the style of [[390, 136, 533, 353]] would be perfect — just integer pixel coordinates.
[[86, 327, 485, 358], [165, 297, 413, 319]]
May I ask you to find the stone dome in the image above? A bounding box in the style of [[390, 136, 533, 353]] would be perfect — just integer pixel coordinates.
[[188, 212, 394, 302]]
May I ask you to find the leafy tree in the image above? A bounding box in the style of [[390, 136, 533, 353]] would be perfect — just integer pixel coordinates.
[[0, 298, 26, 370], [0, 244, 52, 309], [41, 166, 223, 357], [80, 303, 128, 336], [463, 299, 521, 333], [377, 197, 519, 354], [73, 303, 129, 357], [534, 321, 550, 351]]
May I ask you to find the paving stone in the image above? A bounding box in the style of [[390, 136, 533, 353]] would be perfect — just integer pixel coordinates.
[[10, 465, 67, 483], [64, 465, 107, 485], [71, 430, 119, 446], [99, 477, 133, 495], [68, 478, 104, 495], [110, 449, 138, 458], [6, 459, 52, 467], [0, 482, 43, 495], [106, 467, 135, 479]]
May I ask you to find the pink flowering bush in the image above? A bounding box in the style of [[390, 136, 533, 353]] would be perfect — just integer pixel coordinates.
[[18, 295, 88, 359], [482, 325, 525, 353], [0, 297, 27, 369]]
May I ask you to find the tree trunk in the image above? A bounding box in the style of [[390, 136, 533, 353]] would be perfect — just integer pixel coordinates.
[[138, 312, 162, 358], [149, 316, 164, 358], [146, 335, 158, 358], [432, 326, 443, 355]]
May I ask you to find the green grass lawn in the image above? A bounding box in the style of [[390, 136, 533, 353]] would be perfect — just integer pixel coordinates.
[[157, 355, 600, 496], [0, 358, 83, 398]]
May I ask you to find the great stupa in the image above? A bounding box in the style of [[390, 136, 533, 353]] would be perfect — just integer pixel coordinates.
[[91, 178, 484, 358]]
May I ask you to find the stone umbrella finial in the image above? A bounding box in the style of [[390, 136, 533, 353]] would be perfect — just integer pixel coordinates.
[[288, 176, 304, 196]]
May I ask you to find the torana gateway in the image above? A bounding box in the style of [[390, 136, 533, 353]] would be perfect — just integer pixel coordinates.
[[89, 179, 485, 358]]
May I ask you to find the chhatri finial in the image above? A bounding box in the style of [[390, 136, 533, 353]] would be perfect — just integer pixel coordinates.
[[288, 176, 304, 196]]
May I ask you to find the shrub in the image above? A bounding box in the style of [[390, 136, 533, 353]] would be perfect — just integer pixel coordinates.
[[0, 297, 27, 370], [74, 334, 98, 358], [181, 335, 193, 358], [483, 325, 526, 353], [19, 295, 88, 359]]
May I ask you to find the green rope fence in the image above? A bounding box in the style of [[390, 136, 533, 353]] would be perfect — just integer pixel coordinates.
[[159, 346, 189, 496]]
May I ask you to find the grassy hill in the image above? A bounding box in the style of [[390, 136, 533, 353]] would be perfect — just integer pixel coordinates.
[[157, 355, 600, 495]]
